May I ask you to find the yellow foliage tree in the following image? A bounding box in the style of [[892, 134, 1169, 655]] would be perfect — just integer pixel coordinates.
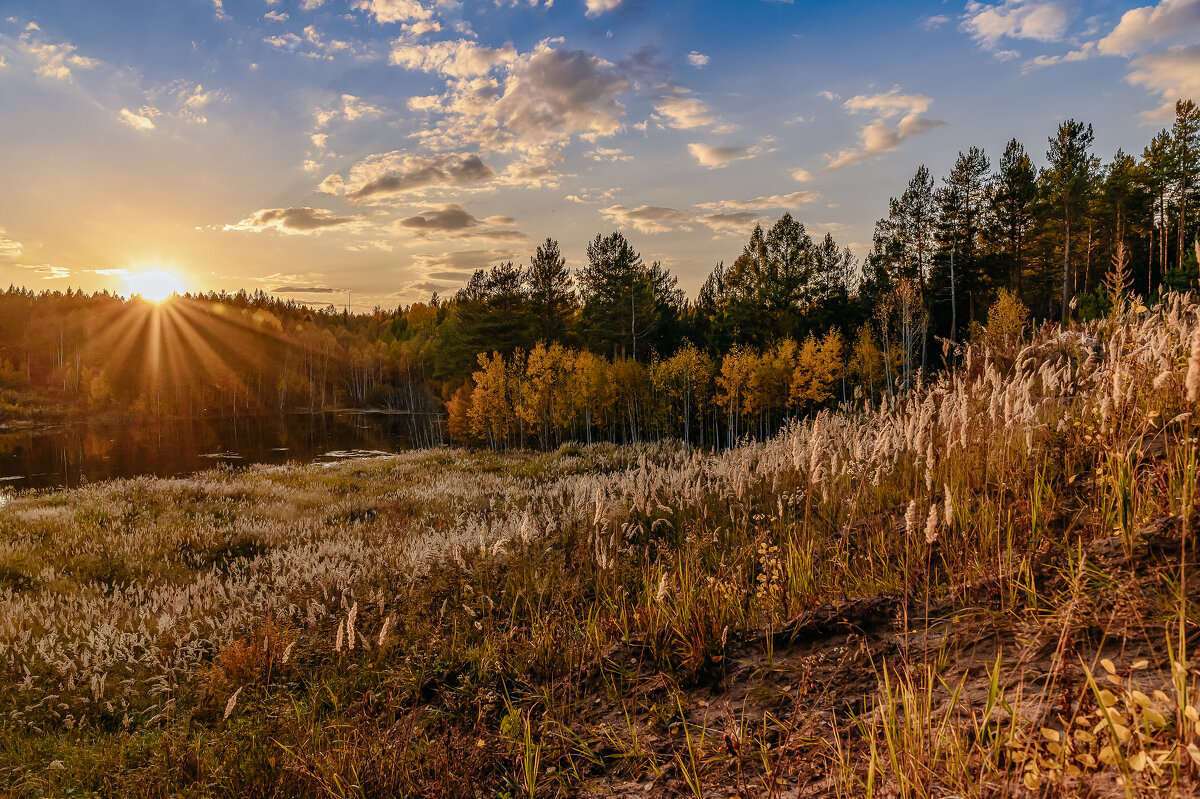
[[790, 330, 844, 413], [469, 351, 511, 450]]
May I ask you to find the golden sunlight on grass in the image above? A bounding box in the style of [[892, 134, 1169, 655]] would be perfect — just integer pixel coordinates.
[[125, 269, 185, 303]]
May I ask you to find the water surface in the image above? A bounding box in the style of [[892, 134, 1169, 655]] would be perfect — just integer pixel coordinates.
[[0, 412, 440, 491]]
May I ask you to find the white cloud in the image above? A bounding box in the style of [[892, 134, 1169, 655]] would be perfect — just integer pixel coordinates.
[[600, 204, 692, 234], [699, 212, 761, 236], [264, 10, 289, 21], [921, 14, 952, 29], [225, 207, 360, 234], [825, 115, 946, 171], [843, 87, 933, 118], [1126, 44, 1200, 121], [301, 0, 325, 9], [13, 264, 70, 279], [0, 232, 22, 257], [325, 151, 496, 202], [697, 191, 820, 213], [495, 44, 628, 140], [817, 90, 840, 101], [1099, 0, 1200, 56], [819, 87, 946, 171], [585, 0, 623, 18], [587, 146, 632, 161], [117, 107, 158, 131], [687, 50, 709, 67], [654, 90, 716, 129], [18, 32, 99, 81], [317, 174, 344, 194], [1024, 41, 1096, 69], [402, 19, 442, 37], [961, 0, 1073, 49], [791, 167, 813, 182], [390, 39, 518, 77], [395, 203, 528, 240], [355, 0, 434, 24], [687, 142, 767, 168]]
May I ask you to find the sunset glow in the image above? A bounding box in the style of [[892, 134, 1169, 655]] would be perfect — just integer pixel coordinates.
[[125, 270, 184, 303]]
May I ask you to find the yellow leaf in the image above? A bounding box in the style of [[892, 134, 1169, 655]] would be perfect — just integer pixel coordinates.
[[1128, 750, 1147, 772], [1101, 658, 1116, 675], [1113, 723, 1132, 742], [1041, 727, 1061, 743], [1098, 689, 1118, 707], [1131, 690, 1152, 708], [1065, 764, 1082, 777], [1106, 673, 1124, 686], [1144, 707, 1168, 726], [1132, 659, 1149, 670], [1187, 743, 1200, 766], [1023, 772, 1042, 791], [1074, 729, 1097, 743], [1186, 705, 1199, 723]]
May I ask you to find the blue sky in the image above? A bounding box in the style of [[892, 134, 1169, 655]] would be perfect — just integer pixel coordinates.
[[1, 0, 1198, 308]]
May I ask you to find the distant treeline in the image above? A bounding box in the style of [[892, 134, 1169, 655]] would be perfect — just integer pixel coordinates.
[[1, 101, 1197, 448]]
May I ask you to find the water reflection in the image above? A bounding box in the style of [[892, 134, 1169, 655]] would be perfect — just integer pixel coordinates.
[[0, 412, 439, 491]]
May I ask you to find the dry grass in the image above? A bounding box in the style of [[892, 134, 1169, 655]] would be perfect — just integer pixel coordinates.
[[1, 295, 1200, 796]]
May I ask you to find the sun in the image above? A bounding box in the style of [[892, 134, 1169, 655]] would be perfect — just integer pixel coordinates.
[[126, 270, 185, 303]]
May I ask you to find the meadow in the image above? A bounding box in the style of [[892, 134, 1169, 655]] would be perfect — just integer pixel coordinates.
[[2, 295, 1200, 797]]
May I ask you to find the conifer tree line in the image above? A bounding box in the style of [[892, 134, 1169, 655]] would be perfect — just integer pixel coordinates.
[[1, 101, 1197, 449]]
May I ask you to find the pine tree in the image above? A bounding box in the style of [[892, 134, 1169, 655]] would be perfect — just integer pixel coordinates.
[[937, 147, 990, 335], [988, 139, 1039, 299], [1045, 119, 1099, 322], [526, 238, 576, 344], [578, 232, 653, 360], [1171, 100, 1200, 282], [1142, 130, 1175, 288]]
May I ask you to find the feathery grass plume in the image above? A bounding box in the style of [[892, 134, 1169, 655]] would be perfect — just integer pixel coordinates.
[[377, 615, 393, 648], [1187, 329, 1200, 403], [280, 641, 296, 665], [335, 619, 344, 653], [223, 686, 242, 721], [346, 603, 357, 651], [924, 503, 939, 545], [905, 500, 920, 540], [943, 484, 953, 528], [655, 572, 670, 603]]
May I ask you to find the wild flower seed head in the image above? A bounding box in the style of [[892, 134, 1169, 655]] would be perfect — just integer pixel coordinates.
[[943, 484, 953, 528], [655, 572, 670, 603], [925, 503, 939, 545], [905, 500, 920, 539], [347, 603, 357, 651], [335, 620, 344, 652], [1187, 329, 1200, 403], [223, 686, 242, 721], [377, 615, 393, 648]]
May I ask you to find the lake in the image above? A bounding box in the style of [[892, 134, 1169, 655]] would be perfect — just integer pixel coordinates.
[[0, 412, 444, 492]]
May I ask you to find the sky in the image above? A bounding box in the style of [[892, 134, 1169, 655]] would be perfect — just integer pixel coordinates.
[[1, 0, 1198, 310]]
